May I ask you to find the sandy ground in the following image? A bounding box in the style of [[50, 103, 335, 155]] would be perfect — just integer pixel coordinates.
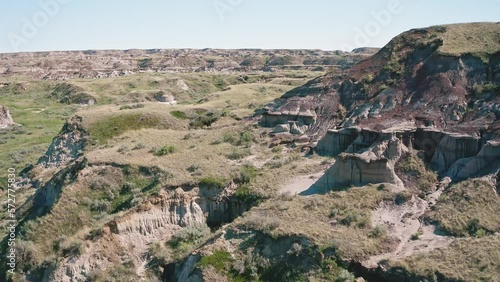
[[280, 172, 325, 195]]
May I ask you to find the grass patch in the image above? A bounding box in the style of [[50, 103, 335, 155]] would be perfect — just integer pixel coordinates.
[[170, 110, 188, 119], [227, 148, 251, 160], [237, 185, 396, 260], [425, 178, 500, 237], [88, 113, 163, 143], [199, 176, 226, 189], [389, 236, 500, 281], [197, 250, 232, 272], [395, 152, 437, 196]]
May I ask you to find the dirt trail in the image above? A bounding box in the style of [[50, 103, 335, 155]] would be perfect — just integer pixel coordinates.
[[363, 185, 454, 268]]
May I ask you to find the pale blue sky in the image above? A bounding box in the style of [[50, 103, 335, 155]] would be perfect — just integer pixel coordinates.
[[0, 0, 498, 53]]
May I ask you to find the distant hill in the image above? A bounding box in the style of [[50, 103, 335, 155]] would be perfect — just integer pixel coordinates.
[[0, 48, 377, 80]]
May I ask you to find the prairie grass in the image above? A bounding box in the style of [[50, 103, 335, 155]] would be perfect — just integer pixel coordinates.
[[237, 185, 397, 260], [390, 235, 500, 281], [425, 178, 500, 237]]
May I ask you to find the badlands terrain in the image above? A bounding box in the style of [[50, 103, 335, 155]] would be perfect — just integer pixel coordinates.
[[0, 22, 499, 282]]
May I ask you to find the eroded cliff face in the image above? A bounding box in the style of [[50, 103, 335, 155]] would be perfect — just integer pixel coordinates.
[[314, 125, 499, 190], [50, 184, 249, 281], [314, 131, 407, 190]]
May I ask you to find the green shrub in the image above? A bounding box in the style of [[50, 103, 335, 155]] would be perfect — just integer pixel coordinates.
[[361, 74, 374, 83], [223, 131, 240, 145], [411, 233, 420, 241], [189, 113, 219, 128], [473, 83, 499, 95], [239, 130, 255, 146], [234, 165, 259, 184], [235, 184, 260, 203], [187, 164, 200, 173], [474, 228, 487, 238], [223, 130, 255, 146], [232, 250, 271, 281], [369, 224, 387, 238], [170, 222, 211, 247], [271, 145, 283, 153], [153, 145, 176, 156], [197, 250, 231, 271], [339, 210, 370, 228], [227, 148, 251, 160], [170, 110, 188, 119], [336, 269, 356, 282], [91, 199, 110, 213], [148, 242, 170, 269], [395, 191, 412, 205], [60, 239, 83, 257]]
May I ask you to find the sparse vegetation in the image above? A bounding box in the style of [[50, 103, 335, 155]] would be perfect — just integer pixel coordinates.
[[227, 148, 251, 160], [395, 152, 437, 195], [170, 222, 211, 248], [197, 250, 232, 271], [170, 110, 188, 119], [199, 176, 226, 189], [389, 236, 500, 281], [153, 145, 176, 156], [426, 179, 500, 237]]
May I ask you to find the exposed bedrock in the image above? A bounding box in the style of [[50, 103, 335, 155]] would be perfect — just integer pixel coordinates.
[[112, 185, 249, 237], [446, 140, 500, 181], [260, 109, 316, 135], [315, 126, 499, 188], [52, 184, 249, 281], [313, 134, 406, 191], [37, 115, 88, 168], [110, 188, 206, 236], [429, 133, 481, 173]]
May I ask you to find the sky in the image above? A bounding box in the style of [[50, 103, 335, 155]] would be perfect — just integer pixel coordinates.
[[0, 0, 498, 53]]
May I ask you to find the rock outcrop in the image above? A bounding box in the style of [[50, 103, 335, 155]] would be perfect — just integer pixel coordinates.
[[262, 23, 500, 190], [37, 116, 88, 168], [315, 125, 499, 190], [446, 140, 500, 180], [111, 188, 205, 236], [313, 131, 407, 191], [0, 104, 14, 128]]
